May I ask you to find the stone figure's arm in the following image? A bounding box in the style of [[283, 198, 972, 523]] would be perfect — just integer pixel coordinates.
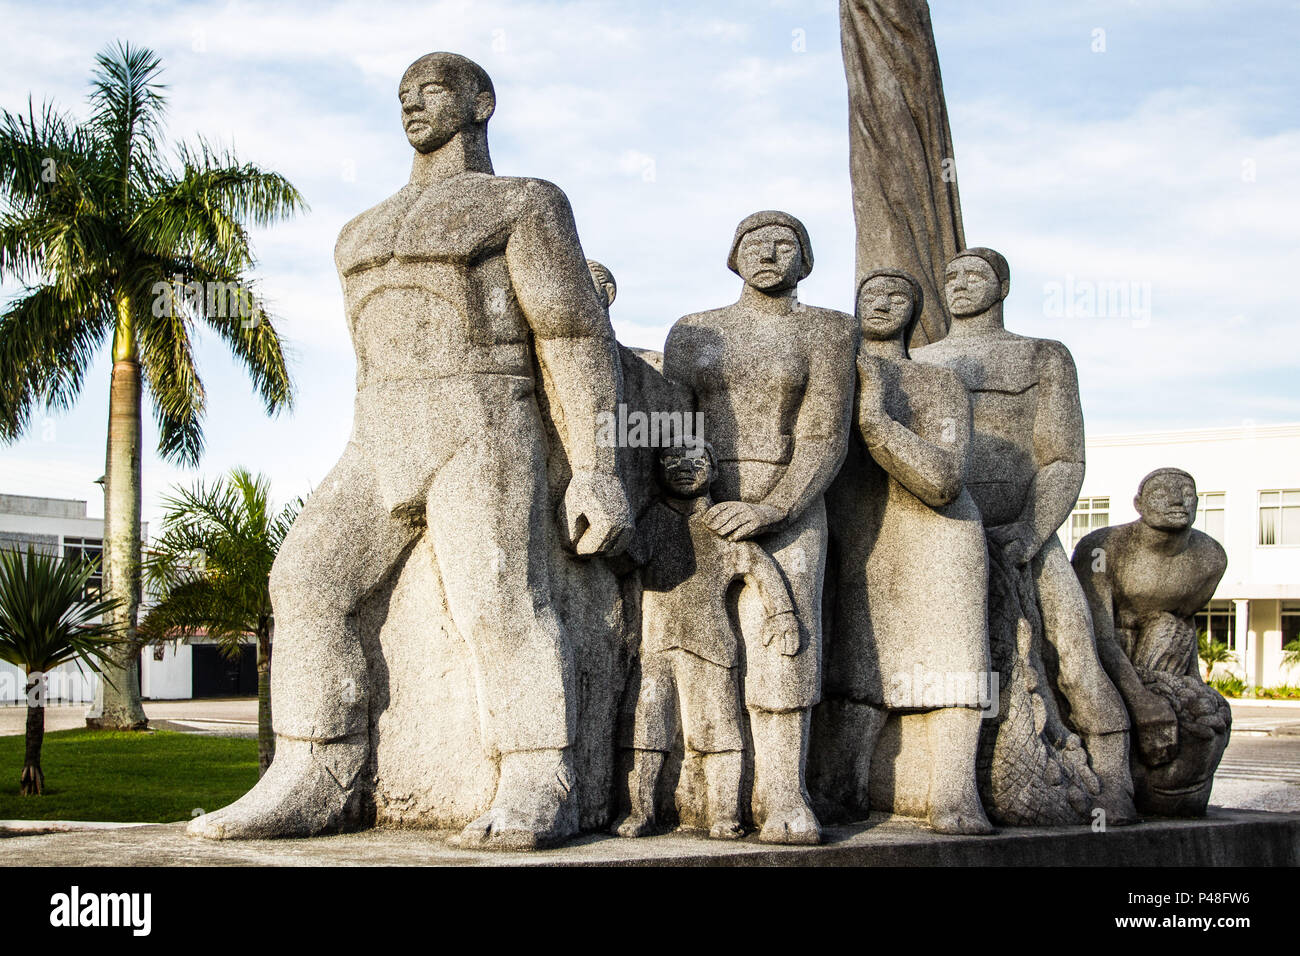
[[507, 181, 632, 555], [859, 359, 970, 509], [733, 543, 800, 656], [761, 318, 857, 524], [1007, 342, 1086, 563], [1072, 533, 1178, 765]]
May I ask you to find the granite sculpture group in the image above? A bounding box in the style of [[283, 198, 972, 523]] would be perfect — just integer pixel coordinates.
[[188, 50, 1232, 850]]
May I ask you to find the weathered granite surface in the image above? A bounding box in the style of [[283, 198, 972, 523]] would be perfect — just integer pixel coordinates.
[[662, 211, 857, 845], [842, 0, 965, 348], [11, 809, 1299, 867], [914, 248, 1134, 827], [189, 52, 633, 850], [1073, 468, 1232, 817], [812, 269, 992, 834]]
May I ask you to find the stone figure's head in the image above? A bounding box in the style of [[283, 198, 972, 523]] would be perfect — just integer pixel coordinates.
[[1135, 467, 1198, 532], [727, 210, 813, 294], [945, 247, 1010, 318], [399, 53, 496, 154], [587, 259, 617, 308], [857, 268, 924, 351], [658, 441, 716, 499]]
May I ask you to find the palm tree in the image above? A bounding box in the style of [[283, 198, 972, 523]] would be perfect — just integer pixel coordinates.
[[0, 43, 303, 729], [1198, 631, 1236, 682], [141, 468, 300, 774], [0, 546, 123, 794]]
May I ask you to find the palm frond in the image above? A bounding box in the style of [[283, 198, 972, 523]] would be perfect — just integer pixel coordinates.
[[0, 546, 124, 675]]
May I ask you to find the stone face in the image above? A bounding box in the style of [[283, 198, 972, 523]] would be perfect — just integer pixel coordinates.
[[1072, 468, 1232, 817], [811, 269, 992, 835], [842, 0, 966, 349], [914, 248, 1135, 826], [188, 52, 633, 850], [662, 210, 857, 845]]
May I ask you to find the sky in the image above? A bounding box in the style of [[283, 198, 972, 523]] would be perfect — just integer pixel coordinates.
[[1, 0, 1297, 531]]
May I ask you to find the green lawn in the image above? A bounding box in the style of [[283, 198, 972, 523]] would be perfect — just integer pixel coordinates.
[[0, 729, 258, 823]]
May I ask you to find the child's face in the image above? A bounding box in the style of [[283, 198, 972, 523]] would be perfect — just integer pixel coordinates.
[[660, 448, 712, 497]]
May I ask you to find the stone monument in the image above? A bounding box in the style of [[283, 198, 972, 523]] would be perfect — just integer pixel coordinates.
[[663, 211, 857, 845], [613, 441, 800, 841], [189, 52, 633, 850], [1072, 468, 1232, 816], [913, 248, 1135, 826], [811, 268, 992, 834]]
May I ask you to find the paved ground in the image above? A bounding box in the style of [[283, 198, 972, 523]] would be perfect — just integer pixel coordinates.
[[0, 698, 257, 737]]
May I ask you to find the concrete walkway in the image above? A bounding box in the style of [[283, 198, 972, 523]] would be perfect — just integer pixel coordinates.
[[0, 698, 257, 737]]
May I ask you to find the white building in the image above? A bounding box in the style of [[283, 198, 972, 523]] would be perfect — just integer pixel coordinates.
[[0, 493, 253, 704], [1062, 423, 1300, 690]]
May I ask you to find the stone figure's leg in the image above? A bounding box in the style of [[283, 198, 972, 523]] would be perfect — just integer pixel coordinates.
[[676, 651, 745, 840], [189, 445, 416, 840], [1033, 536, 1137, 823], [428, 389, 577, 850], [744, 504, 825, 845], [612, 651, 676, 838], [705, 752, 744, 840], [923, 708, 993, 834], [809, 699, 887, 816]]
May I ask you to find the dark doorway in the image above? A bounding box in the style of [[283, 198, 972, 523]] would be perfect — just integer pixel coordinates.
[[191, 644, 257, 698]]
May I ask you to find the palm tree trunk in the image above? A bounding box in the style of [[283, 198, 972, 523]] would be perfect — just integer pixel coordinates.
[[21, 672, 45, 795], [257, 622, 274, 774], [87, 294, 148, 731]]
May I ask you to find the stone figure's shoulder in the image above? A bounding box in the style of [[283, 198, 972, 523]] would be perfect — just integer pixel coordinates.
[[1187, 528, 1229, 575], [666, 308, 731, 344], [1028, 335, 1078, 370], [334, 186, 414, 272], [1072, 523, 1128, 569], [803, 306, 857, 349], [480, 174, 576, 221]]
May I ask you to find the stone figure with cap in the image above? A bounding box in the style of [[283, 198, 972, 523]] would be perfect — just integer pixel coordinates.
[[188, 51, 632, 850], [1072, 467, 1231, 816], [913, 247, 1136, 825], [812, 267, 992, 834], [663, 210, 857, 845]]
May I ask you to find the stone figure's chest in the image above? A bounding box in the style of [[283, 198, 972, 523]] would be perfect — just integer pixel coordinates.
[[336, 184, 515, 276], [690, 327, 807, 400], [1115, 558, 1209, 617]]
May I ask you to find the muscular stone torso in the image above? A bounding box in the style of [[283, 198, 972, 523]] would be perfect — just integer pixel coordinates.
[[916, 332, 1054, 526], [1102, 529, 1227, 634], [667, 308, 815, 503], [333, 172, 545, 514]]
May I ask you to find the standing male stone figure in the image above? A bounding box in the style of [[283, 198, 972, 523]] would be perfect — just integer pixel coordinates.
[[914, 247, 1137, 823], [189, 52, 632, 849]]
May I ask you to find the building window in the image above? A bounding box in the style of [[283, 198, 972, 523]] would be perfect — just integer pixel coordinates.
[[1259, 490, 1300, 546], [1195, 492, 1226, 542], [1283, 602, 1300, 652], [62, 536, 103, 600], [1065, 496, 1109, 553], [1195, 600, 1238, 652]]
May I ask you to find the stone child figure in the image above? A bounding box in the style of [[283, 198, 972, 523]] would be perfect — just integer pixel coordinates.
[[614, 443, 800, 840], [816, 269, 992, 834], [1072, 468, 1231, 816], [664, 211, 857, 845], [913, 247, 1136, 823], [190, 53, 632, 849]]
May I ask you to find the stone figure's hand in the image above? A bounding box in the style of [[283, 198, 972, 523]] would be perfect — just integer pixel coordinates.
[[1133, 694, 1179, 767], [705, 501, 785, 541], [987, 522, 1035, 567], [855, 354, 889, 439], [561, 471, 633, 557], [761, 611, 801, 656]]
